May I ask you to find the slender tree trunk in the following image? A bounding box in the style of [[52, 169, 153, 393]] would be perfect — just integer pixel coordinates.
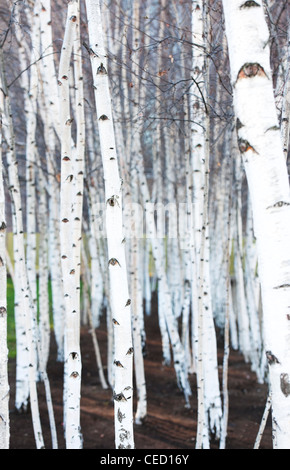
[[223, 0, 290, 448], [58, 0, 82, 449], [39, 0, 65, 362], [128, 0, 147, 426], [0, 47, 44, 449], [25, 3, 39, 322], [191, 0, 222, 447], [85, 0, 135, 449], [0, 76, 9, 450]]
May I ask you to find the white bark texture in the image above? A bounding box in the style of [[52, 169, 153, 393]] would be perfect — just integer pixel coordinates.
[[0, 75, 9, 450], [0, 47, 44, 449], [128, 0, 147, 426], [58, 1, 82, 449], [39, 0, 65, 362], [85, 0, 134, 449], [25, 4, 39, 315], [222, 0, 290, 448], [191, 0, 222, 446]]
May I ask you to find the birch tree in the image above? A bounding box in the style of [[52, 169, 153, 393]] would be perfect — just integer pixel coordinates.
[[39, 0, 65, 362], [0, 71, 9, 450], [0, 46, 44, 448], [190, 0, 222, 447], [85, 0, 135, 449], [222, 0, 290, 448], [58, 0, 82, 449]]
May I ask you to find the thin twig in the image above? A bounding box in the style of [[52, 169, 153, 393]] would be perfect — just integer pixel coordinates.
[[254, 391, 272, 449]]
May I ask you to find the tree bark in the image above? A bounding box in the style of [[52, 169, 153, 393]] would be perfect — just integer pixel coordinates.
[[85, 0, 135, 449], [0, 70, 9, 450], [222, 0, 290, 448]]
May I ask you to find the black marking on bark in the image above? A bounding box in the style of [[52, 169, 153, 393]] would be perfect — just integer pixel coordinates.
[[236, 118, 244, 131], [238, 138, 258, 154], [66, 174, 73, 182], [280, 373, 290, 397], [107, 195, 119, 207], [97, 63, 107, 75], [70, 371, 79, 378], [125, 299, 131, 307], [273, 284, 290, 290], [70, 352, 78, 360], [62, 75, 68, 80], [240, 1, 260, 8], [114, 360, 124, 368], [126, 347, 134, 355], [65, 118, 74, 126], [265, 125, 280, 132], [70, 269, 75, 275], [108, 258, 121, 267], [0, 306, 7, 317], [113, 392, 127, 402], [62, 218, 69, 223], [266, 350, 280, 365], [0, 257, 3, 266], [237, 63, 267, 80], [112, 318, 120, 325], [119, 429, 131, 443], [0, 221, 7, 231], [99, 114, 109, 121], [117, 408, 125, 423], [267, 201, 290, 210]]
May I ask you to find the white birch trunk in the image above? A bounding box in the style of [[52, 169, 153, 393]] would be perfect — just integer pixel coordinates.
[[128, 0, 147, 426], [58, 1, 82, 449], [0, 80, 9, 450], [281, 23, 290, 161], [85, 0, 134, 448], [222, 0, 290, 448], [39, 0, 65, 362], [25, 4, 40, 316], [0, 47, 44, 449], [11, 2, 31, 411], [36, 162, 50, 372], [191, 0, 222, 446]]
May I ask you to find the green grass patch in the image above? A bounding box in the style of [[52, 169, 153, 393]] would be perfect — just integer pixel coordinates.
[[7, 276, 16, 359]]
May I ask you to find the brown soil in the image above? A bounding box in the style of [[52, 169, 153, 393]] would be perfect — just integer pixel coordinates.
[[8, 299, 272, 450]]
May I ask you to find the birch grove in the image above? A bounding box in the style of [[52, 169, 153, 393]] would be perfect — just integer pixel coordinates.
[[0, 0, 289, 450]]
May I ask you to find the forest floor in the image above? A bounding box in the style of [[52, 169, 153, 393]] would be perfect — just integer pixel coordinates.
[[8, 296, 272, 450]]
